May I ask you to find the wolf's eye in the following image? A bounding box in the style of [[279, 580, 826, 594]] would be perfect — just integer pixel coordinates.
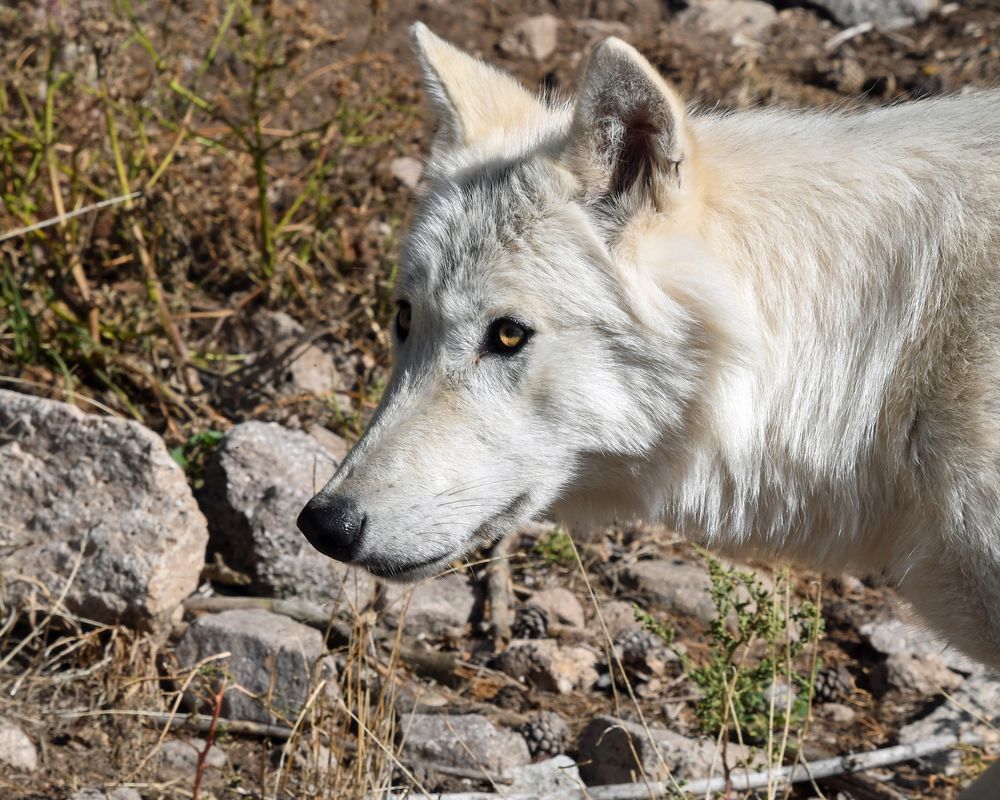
[[486, 318, 531, 355], [395, 301, 411, 342]]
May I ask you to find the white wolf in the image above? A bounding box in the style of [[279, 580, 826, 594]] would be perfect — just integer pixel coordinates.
[[298, 24, 1000, 667]]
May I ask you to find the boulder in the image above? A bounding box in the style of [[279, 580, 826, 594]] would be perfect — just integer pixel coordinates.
[[0, 389, 207, 631], [200, 421, 372, 607], [399, 714, 530, 774], [174, 608, 336, 724]]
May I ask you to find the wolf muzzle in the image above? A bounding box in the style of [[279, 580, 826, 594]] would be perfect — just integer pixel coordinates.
[[296, 494, 366, 563]]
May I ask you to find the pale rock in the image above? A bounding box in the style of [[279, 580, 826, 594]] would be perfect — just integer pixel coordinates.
[[200, 421, 373, 607], [506, 754, 581, 792], [811, 0, 938, 28], [497, 639, 599, 694], [0, 719, 37, 772], [156, 737, 227, 780], [599, 599, 644, 638], [0, 389, 208, 631], [621, 557, 716, 623], [174, 608, 337, 724], [389, 156, 423, 189], [70, 790, 142, 800], [860, 616, 977, 673], [529, 587, 586, 629], [381, 572, 477, 638], [681, 0, 777, 39], [886, 652, 964, 696], [500, 15, 559, 61], [399, 714, 531, 774]]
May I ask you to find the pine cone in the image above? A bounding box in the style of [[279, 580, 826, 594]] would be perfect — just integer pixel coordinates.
[[513, 603, 549, 639], [814, 665, 853, 702], [518, 711, 571, 758], [614, 629, 675, 678]]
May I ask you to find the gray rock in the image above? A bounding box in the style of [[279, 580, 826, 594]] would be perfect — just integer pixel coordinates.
[[381, 573, 477, 638], [0, 718, 37, 772], [497, 639, 599, 694], [886, 652, 964, 696], [399, 714, 531, 774], [389, 156, 423, 190], [200, 421, 372, 606], [529, 587, 585, 629], [0, 389, 208, 631], [899, 668, 1000, 773], [680, 0, 777, 39], [860, 616, 977, 673], [621, 557, 716, 623], [156, 737, 227, 781], [500, 15, 559, 61], [578, 715, 747, 784], [811, 0, 938, 28], [174, 608, 336, 724], [599, 599, 644, 638], [71, 789, 143, 800], [506, 754, 581, 792]]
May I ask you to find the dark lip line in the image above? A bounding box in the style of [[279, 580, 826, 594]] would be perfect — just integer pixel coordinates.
[[362, 491, 532, 579]]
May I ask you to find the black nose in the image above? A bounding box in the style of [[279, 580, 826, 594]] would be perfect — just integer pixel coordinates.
[[296, 494, 367, 563]]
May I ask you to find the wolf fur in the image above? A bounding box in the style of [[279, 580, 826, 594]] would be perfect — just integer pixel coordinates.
[[301, 24, 1000, 666]]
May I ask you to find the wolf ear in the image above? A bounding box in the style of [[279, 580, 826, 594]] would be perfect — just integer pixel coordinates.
[[565, 38, 691, 209], [410, 22, 552, 154]]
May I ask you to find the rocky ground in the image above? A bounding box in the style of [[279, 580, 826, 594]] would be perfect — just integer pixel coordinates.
[[2, 0, 999, 798]]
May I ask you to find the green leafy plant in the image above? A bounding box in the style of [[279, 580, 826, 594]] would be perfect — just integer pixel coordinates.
[[638, 551, 824, 747], [532, 527, 577, 567], [170, 429, 225, 472]]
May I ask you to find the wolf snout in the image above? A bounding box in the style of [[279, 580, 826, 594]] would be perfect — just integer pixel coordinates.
[[297, 494, 367, 563]]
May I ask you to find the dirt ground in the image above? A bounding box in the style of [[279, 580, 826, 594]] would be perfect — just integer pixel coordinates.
[[1, 1, 999, 798]]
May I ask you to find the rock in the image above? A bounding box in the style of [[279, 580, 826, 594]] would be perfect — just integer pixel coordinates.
[[886, 652, 964, 696], [0, 390, 208, 631], [506, 754, 581, 792], [497, 639, 599, 694], [200, 421, 372, 606], [614, 628, 677, 680], [898, 668, 1000, 773], [574, 19, 632, 42], [810, 0, 938, 28], [306, 425, 349, 464], [599, 599, 644, 638], [174, 608, 337, 724], [860, 616, 977, 673], [399, 714, 531, 774], [70, 790, 142, 800], [821, 702, 858, 724], [283, 343, 340, 397], [578, 715, 748, 784], [529, 587, 585, 629], [0, 718, 37, 772], [680, 0, 777, 39], [381, 573, 477, 638], [621, 557, 716, 623], [389, 156, 423, 189], [500, 15, 559, 62], [155, 737, 227, 781]]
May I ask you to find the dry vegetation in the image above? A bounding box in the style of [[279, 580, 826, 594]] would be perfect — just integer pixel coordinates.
[[2, 1, 999, 799]]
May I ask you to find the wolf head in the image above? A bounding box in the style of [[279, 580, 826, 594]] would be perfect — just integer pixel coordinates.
[[298, 25, 736, 581]]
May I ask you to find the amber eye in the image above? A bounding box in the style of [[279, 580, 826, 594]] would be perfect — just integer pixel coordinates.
[[486, 317, 531, 355], [395, 301, 411, 341]]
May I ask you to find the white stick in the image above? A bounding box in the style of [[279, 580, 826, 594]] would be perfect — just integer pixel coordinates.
[[0, 191, 141, 244]]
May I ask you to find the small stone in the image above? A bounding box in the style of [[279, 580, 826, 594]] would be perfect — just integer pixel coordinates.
[[497, 639, 599, 694], [70, 791, 142, 800], [283, 343, 340, 397], [156, 738, 227, 780], [0, 390, 208, 632], [614, 628, 677, 681], [389, 156, 423, 189], [399, 714, 531, 774], [860, 616, 976, 673], [381, 572, 477, 638], [0, 719, 37, 772], [599, 599, 644, 638], [822, 702, 858, 724], [500, 15, 559, 62], [621, 557, 716, 623], [200, 421, 372, 606], [810, 0, 938, 28], [506, 754, 581, 792], [886, 652, 964, 696], [529, 587, 585, 629], [174, 608, 337, 724], [578, 715, 749, 784], [680, 0, 777, 39]]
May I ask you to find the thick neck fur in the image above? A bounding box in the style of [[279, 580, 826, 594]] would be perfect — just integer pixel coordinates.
[[632, 95, 1000, 577]]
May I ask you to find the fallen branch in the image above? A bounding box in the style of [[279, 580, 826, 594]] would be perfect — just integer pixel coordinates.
[[370, 732, 983, 799], [0, 191, 141, 243]]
